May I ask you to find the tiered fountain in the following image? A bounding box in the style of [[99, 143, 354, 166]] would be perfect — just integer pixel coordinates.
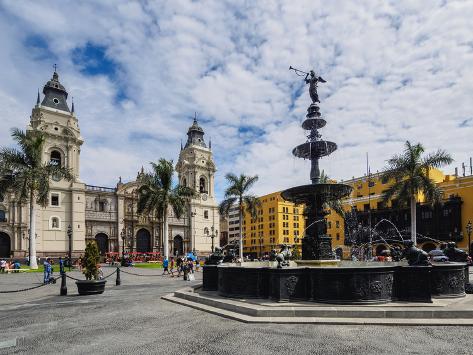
[[203, 69, 467, 304], [281, 68, 352, 263]]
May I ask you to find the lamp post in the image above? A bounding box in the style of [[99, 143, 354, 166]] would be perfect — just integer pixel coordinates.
[[120, 227, 126, 258], [209, 226, 217, 253], [67, 225, 72, 271], [467, 221, 472, 257]]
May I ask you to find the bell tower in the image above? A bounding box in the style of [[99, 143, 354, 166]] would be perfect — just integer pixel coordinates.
[[27, 69, 86, 257], [175, 117, 219, 255]]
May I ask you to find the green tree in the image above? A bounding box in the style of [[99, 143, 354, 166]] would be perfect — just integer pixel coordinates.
[[219, 173, 261, 261], [319, 170, 345, 218], [0, 128, 73, 269], [381, 141, 453, 244], [137, 159, 195, 259], [82, 241, 100, 280]]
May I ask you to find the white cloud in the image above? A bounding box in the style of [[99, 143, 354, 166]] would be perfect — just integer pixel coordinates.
[[0, 0, 472, 199]]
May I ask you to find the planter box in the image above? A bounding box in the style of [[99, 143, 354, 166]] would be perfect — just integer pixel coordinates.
[[76, 280, 107, 295]]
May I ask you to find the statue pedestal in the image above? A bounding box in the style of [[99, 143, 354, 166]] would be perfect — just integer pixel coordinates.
[[302, 236, 335, 260]]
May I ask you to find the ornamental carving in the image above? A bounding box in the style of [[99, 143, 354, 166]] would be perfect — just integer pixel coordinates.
[[285, 276, 298, 296], [370, 281, 383, 294]]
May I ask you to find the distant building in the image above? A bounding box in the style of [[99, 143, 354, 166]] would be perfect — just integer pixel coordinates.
[[242, 191, 304, 258], [326, 168, 473, 256]]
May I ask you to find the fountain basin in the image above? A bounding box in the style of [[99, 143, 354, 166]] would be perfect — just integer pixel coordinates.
[[295, 259, 340, 267], [207, 262, 467, 304], [281, 183, 352, 203], [310, 265, 395, 304]]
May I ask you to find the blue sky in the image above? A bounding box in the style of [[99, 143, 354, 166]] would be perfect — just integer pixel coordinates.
[[0, 0, 472, 199]]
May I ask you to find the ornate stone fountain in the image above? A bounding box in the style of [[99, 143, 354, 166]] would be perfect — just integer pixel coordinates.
[[281, 69, 352, 262], [202, 69, 467, 304]]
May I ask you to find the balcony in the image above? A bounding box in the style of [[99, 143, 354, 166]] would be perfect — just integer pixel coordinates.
[[86, 185, 116, 193]]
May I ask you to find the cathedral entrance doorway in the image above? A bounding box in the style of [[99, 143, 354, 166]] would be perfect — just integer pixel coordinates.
[[173, 235, 184, 256], [0, 232, 11, 258], [95, 233, 109, 255], [136, 229, 151, 253]]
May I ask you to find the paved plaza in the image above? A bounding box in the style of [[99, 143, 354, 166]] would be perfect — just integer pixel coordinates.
[[0, 267, 472, 354]]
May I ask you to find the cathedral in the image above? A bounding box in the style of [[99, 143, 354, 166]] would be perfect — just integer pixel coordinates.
[[0, 70, 219, 259]]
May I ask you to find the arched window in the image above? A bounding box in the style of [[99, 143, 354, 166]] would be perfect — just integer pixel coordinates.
[[0, 209, 6, 222], [199, 177, 207, 193], [182, 178, 187, 187], [50, 150, 61, 166], [204, 227, 209, 236]]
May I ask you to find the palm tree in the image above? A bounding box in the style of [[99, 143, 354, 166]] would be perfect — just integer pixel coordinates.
[[0, 128, 73, 269], [219, 173, 261, 261], [137, 159, 195, 260], [381, 141, 453, 245], [319, 170, 345, 218]]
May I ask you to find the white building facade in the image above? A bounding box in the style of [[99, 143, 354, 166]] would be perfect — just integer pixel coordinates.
[[0, 71, 219, 259]]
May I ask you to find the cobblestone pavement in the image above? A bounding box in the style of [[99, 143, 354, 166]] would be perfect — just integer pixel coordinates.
[[1, 267, 472, 355]]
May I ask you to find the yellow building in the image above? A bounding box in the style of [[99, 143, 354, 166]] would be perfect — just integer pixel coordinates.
[[242, 192, 305, 258], [326, 168, 473, 255]]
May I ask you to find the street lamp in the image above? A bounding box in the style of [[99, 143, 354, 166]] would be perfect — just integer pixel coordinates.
[[210, 226, 217, 253], [120, 227, 126, 257], [467, 221, 472, 256], [67, 225, 72, 271]]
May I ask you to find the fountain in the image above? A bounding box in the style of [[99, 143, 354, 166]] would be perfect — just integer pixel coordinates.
[[203, 68, 467, 304], [281, 68, 352, 264]]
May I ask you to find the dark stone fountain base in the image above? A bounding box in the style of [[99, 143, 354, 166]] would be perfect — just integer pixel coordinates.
[[208, 262, 466, 304]]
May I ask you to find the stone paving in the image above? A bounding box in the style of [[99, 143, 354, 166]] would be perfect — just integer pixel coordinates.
[[1, 266, 473, 354]]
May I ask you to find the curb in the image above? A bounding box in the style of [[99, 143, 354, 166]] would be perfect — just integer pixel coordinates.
[[162, 287, 473, 326]]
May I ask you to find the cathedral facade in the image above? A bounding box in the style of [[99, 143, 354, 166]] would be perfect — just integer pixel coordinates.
[[0, 71, 219, 259]]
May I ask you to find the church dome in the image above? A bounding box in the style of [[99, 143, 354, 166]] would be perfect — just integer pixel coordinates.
[[41, 69, 71, 112], [185, 117, 207, 148]]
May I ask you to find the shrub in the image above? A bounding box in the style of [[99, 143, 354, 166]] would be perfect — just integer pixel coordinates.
[[82, 241, 100, 280]]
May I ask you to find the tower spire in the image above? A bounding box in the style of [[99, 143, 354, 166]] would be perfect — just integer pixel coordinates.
[[36, 89, 40, 105], [71, 96, 75, 113], [209, 136, 212, 149], [180, 139, 183, 151]]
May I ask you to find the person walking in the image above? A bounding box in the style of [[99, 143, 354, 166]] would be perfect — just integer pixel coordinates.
[[176, 256, 183, 277], [78, 254, 83, 271], [169, 257, 175, 277], [43, 258, 51, 284], [0, 258, 6, 273], [162, 258, 170, 275], [59, 257, 65, 274]]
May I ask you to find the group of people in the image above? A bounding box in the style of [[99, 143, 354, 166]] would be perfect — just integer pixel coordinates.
[[0, 258, 21, 273], [162, 256, 200, 280], [42, 256, 68, 284]]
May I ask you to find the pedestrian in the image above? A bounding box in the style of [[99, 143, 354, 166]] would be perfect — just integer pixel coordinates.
[[59, 256, 65, 274], [13, 260, 21, 273], [169, 257, 175, 277], [176, 256, 183, 277], [188, 258, 194, 274], [97, 264, 104, 280], [162, 258, 170, 275], [78, 254, 83, 271], [183, 261, 189, 281], [43, 258, 51, 284], [0, 258, 5, 273]]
